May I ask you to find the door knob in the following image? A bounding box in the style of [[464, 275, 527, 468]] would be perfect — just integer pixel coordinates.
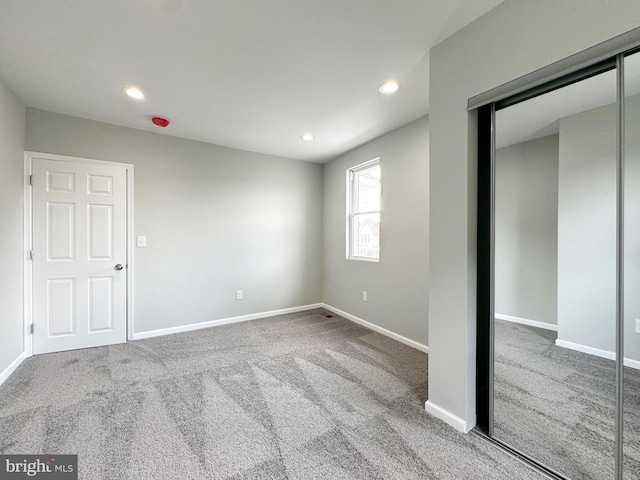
[[114, 264, 124, 271]]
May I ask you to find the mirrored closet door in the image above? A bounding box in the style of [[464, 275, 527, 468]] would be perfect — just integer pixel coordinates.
[[474, 28, 640, 480], [624, 50, 640, 479], [493, 67, 618, 480]]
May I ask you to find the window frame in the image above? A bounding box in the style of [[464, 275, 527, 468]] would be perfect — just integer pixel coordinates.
[[346, 158, 381, 262]]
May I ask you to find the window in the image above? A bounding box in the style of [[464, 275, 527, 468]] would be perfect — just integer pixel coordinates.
[[347, 158, 381, 261]]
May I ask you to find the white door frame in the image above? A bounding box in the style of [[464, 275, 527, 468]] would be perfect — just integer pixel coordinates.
[[24, 151, 135, 356]]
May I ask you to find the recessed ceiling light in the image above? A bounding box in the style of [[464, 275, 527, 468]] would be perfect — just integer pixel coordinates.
[[124, 87, 145, 100], [300, 133, 315, 141], [379, 81, 401, 95]]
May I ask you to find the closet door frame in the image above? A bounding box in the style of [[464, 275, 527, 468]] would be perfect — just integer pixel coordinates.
[[472, 27, 640, 480]]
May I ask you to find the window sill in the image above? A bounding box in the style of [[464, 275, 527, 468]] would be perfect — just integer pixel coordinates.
[[348, 256, 379, 263]]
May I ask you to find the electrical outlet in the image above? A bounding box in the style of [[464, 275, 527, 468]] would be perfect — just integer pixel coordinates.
[[636, 319, 640, 334], [236, 290, 243, 300], [363, 291, 368, 302]]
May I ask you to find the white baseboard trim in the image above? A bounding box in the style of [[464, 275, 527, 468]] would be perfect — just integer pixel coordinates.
[[131, 303, 323, 340], [495, 313, 558, 332], [624, 357, 640, 370], [321, 304, 429, 353], [132, 302, 430, 355], [0, 351, 29, 387], [425, 400, 471, 433], [626, 357, 640, 370], [555, 339, 640, 370]]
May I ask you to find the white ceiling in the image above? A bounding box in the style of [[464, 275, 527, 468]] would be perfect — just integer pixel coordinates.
[[0, 0, 506, 163], [496, 52, 640, 149], [496, 71, 617, 149]]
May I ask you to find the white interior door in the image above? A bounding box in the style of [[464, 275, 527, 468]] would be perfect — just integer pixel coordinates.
[[32, 157, 128, 354]]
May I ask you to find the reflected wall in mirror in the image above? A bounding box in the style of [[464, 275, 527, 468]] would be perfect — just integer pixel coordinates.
[[624, 50, 640, 480], [494, 68, 619, 479]]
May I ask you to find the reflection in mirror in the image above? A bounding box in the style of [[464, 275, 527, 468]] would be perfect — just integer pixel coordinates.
[[494, 68, 618, 479], [624, 50, 640, 480]]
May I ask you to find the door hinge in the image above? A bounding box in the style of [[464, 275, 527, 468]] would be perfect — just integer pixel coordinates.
[[29, 250, 34, 260], [30, 323, 34, 334], [29, 175, 33, 186]]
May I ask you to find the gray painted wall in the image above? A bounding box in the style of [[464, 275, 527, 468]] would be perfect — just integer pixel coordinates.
[[558, 96, 640, 363], [558, 104, 617, 354], [428, 0, 640, 427], [0, 78, 26, 374], [495, 135, 558, 325], [25, 109, 323, 334], [625, 93, 640, 364], [323, 116, 429, 346]]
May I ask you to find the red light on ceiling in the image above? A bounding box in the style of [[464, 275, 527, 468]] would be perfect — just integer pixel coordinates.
[[152, 117, 170, 127]]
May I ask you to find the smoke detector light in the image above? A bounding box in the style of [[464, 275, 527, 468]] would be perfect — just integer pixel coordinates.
[[300, 133, 315, 141], [379, 81, 401, 94], [152, 117, 170, 128], [124, 87, 145, 100]]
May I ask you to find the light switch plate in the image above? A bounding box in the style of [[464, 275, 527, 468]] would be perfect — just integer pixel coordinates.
[[136, 236, 146, 248]]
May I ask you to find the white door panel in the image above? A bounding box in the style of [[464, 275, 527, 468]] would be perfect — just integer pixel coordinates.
[[47, 278, 75, 336], [32, 158, 128, 354]]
